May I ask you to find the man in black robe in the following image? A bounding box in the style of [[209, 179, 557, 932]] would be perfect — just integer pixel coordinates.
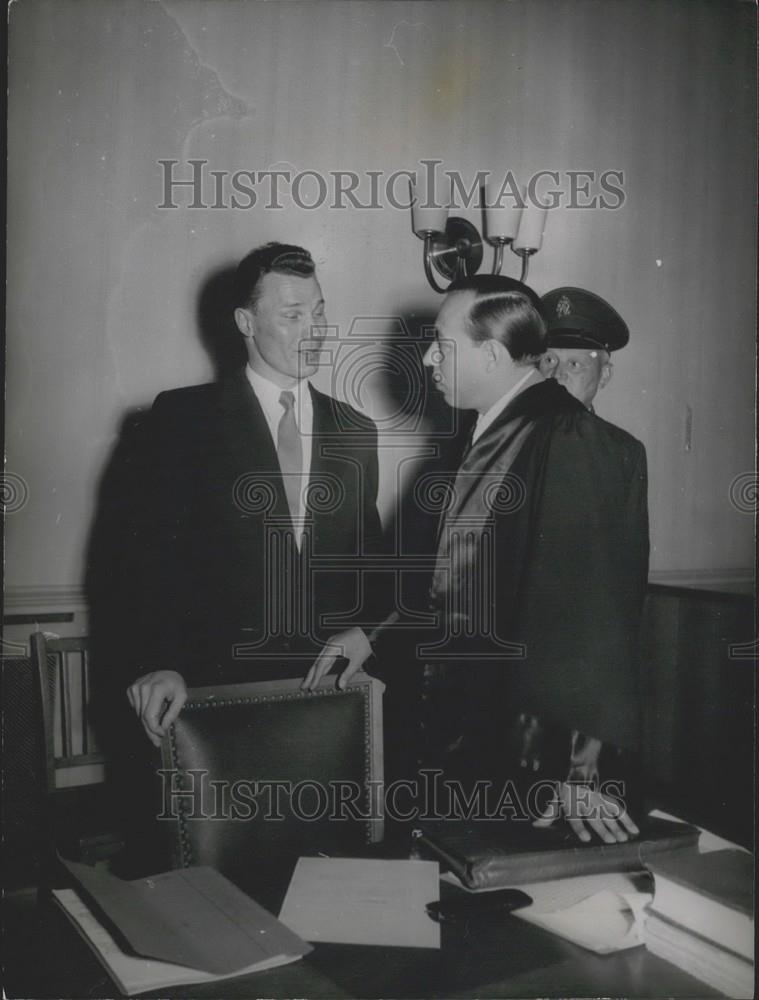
[[306, 275, 648, 842]]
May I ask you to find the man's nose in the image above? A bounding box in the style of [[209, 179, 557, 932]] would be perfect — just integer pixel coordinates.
[[424, 343, 445, 368]]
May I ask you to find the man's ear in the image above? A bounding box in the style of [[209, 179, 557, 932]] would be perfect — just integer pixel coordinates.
[[483, 338, 502, 372], [234, 306, 255, 339], [599, 362, 613, 390]]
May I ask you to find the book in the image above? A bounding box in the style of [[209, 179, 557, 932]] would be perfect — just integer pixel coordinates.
[[54, 860, 311, 995], [644, 911, 754, 999], [412, 815, 698, 890], [646, 848, 753, 961]]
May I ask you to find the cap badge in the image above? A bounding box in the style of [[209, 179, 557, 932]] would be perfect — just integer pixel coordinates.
[[556, 294, 572, 317]]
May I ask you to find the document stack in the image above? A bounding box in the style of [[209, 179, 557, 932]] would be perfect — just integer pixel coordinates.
[[53, 859, 311, 995], [644, 848, 754, 999]]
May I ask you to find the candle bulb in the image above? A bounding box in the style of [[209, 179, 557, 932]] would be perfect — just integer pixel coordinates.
[[410, 175, 450, 236], [513, 203, 547, 251], [483, 179, 525, 241]]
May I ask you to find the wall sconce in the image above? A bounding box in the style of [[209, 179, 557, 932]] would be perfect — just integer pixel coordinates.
[[411, 179, 547, 293]]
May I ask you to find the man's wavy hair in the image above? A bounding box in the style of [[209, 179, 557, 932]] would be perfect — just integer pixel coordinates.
[[235, 242, 315, 310], [449, 274, 547, 363]]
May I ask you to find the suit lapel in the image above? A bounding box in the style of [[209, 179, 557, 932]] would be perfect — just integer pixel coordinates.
[[217, 372, 290, 520], [443, 380, 545, 525], [306, 385, 342, 526], [431, 381, 560, 601], [218, 372, 277, 462], [308, 384, 331, 484]]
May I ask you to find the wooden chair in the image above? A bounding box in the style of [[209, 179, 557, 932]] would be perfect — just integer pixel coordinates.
[[2, 649, 48, 888], [159, 672, 384, 899], [30, 632, 124, 863]]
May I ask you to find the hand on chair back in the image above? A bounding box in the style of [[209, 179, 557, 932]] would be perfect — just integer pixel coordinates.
[[127, 670, 188, 747]]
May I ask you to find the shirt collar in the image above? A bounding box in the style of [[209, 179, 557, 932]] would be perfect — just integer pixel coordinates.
[[472, 368, 540, 443], [245, 363, 311, 412]]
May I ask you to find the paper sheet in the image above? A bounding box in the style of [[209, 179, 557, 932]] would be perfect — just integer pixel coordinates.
[[278, 857, 440, 949], [439, 869, 647, 908], [516, 886, 653, 954], [505, 871, 648, 913], [440, 869, 652, 953]]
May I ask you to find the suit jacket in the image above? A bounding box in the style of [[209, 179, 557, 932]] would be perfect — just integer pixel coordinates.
[[425, 378, 649, 752], [132, 372, 383, 684]]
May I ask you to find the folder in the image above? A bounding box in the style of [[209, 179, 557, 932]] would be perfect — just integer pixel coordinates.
[[54, 859, 311, 994], [412, 815, 698, 890]]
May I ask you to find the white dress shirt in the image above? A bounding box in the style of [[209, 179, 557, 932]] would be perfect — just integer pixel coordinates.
[[471, 368, 541, 445], [245, 364, 313, 542]]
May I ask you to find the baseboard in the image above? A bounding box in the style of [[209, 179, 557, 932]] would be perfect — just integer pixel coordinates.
[[3, 570, 754, 618], [648, 569, 754, 595], [3, 585, 88, 612]]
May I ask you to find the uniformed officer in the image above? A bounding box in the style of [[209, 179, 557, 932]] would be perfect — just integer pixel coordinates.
[[517, 286, 640, 833], [538, 287, 629, 410]]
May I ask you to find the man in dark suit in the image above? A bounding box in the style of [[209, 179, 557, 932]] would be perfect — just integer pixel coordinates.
[[126, 242, 382, 746], [307, 274, 648, 842]]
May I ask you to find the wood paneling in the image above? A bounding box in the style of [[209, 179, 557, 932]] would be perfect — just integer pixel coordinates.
[[640, 585, 755, 845]]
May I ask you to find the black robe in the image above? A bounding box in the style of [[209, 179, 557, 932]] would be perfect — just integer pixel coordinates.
[[416, 377, 649, 757]]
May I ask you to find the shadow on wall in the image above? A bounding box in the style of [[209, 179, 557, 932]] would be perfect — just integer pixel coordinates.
[[84, 407, 153, 749], [84, 264, 245, 744], [378, 306, 475, 559], [370, 305, 475, 787], [81, 266, 249, 873], [197, 264, 247, 377]]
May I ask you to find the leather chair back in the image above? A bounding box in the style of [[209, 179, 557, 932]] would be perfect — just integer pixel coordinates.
[[159, 673, 384, 894]]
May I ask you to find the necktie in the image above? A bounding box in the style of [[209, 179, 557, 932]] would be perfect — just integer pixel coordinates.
[[460, 421, 477, 464], [277, 390, 303, 532]]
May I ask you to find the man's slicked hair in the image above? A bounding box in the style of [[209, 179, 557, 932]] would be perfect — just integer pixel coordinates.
[[235, 242, 316, 310], [448, 274, 547, 362]]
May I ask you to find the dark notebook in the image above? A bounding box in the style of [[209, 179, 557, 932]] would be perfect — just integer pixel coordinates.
[[412, 816, 699, 890]]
